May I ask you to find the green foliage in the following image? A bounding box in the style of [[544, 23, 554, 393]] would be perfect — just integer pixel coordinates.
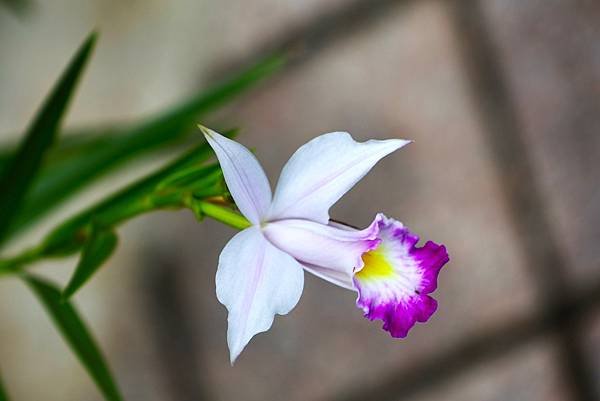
[[40, 144, 224, 260], [0, 32, 97, 247], [0, 139, 227, 271], [62, 227, 118, 300], [1, 55, 285, 239], [0, 136, 232, 401], [23, 274, 123, 401]]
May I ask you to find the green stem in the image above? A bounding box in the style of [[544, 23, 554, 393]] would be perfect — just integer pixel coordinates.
[[195, 201, 251, 230], [0, 244, 45, 276], [0, 199, 248, 277]]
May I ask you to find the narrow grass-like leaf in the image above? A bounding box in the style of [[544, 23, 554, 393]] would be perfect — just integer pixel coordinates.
[[0, 132, 235, 275], [40, 151, 223, 258], [0, 132, 107, 176], [0, 146, 13, 173], [23, 274, 123, 401], [0, 369, 9, 401], [0, 32, 97, 247], [5, 55, 285, 237], [63, 228, 118, 300]]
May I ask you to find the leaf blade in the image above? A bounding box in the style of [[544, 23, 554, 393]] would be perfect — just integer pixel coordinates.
[[0, 32, 97, 246], [0, 369, 9, 401], [23, 274, 123, 401], [63, 228, 118, 300], [0, 132, 234, 275], [5, 55, 285, 237], [39, 142, 226, 260]]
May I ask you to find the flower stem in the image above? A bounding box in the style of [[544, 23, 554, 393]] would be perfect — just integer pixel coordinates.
[[0, 244, 44, 276], [0, 199, 249, 277], [195, 201, 251, 230]]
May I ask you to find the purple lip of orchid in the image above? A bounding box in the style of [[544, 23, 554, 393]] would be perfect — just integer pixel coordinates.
[[352, 214, 448, 338], [200, 125, 449, 363]]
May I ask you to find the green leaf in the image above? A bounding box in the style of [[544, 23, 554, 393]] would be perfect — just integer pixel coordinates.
[[0, 32, 97, 247], [0, 369, 9, 401], [5, 55, 285, 238], [0, 144, 14, 173], [63, 228, 118, 300], [40, 150, 223, 258], [0, 132, 233, 275], [23, 274, 123, 401], [0, 132, 105, 175]]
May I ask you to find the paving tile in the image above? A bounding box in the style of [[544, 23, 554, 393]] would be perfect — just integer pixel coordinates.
[[482, 0, 600, 286], [401, 337, 571, 401]]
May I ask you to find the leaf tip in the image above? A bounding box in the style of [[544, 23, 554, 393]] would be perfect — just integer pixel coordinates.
[[87, 29, 100, 45]]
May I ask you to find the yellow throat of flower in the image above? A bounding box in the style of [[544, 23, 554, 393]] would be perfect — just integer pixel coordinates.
[[356, 248, 394, 280]]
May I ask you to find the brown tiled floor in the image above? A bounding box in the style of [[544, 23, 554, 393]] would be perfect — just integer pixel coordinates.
[[403, 337, 570, 401], [483, 0, 600, 287]]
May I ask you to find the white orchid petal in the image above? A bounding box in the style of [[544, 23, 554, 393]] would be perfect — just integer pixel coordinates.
[[202, 126, 271, 224], [216, 226, 304, 363], [262, 218, 380, 279], [301, 263, 356, 290], [269, 132, 410, 223]]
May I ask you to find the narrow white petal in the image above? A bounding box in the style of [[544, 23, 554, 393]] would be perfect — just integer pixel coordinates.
[[202, 126, 272, 224], [216, 227, 304, 363], [269, 132, 410, 223], [262, 218, 380, 280], [301, 263, 356, 290]]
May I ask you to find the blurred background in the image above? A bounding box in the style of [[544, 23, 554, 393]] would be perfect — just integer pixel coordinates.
[[0, 0, 599, 400]]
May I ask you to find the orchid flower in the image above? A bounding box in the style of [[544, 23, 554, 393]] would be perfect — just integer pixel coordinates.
[[201, 126, 449, 363]]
